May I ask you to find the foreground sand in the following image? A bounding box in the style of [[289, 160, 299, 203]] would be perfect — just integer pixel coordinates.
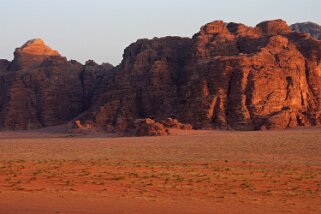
[[0, 128, 321, 213]]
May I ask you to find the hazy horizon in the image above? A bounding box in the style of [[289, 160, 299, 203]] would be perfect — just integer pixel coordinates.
[[1, 0, 321, 65]]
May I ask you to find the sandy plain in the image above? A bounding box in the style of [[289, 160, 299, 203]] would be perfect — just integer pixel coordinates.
[[0, 128, 321, 213]]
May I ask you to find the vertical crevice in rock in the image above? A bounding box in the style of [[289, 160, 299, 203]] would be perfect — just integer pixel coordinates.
[[135, 88, 145, 118], [303, 60, 319, 127], [79, 70, 86, 112], [34, 83, 45, 127], [285, 76, 293, 100], [245, 70, 255, 127]]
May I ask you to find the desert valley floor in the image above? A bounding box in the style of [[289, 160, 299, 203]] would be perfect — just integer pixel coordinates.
[[0, 128, 321, 214]]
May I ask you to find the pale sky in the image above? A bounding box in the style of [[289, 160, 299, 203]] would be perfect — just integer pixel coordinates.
[[0, 0, 320, 65]]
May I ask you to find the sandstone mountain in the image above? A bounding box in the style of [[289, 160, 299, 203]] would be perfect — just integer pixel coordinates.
[[291, 22, 321, 40], [0, 39, 113, 130], [85, 19, 321, 133], [1, 19, 321, 134]]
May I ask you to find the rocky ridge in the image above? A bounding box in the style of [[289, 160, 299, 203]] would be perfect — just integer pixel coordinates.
[[1, 19, 321, 135], [85, 19, 321, 133]]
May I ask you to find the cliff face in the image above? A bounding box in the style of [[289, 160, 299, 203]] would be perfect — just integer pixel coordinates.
[[88, 37, 193, 133], [87, 19, 321, 132], [178, 19, 313, 130], [0, 40, 113, 130], [1, 19, 321, 134]]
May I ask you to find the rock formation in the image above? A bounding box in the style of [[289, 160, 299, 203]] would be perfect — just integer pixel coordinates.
[[83, 19, 321, 132], [291, 22, 321, 40], [0, 40, 113, 130], [9, 39, 61, 70], [1, 19, 321, 135]]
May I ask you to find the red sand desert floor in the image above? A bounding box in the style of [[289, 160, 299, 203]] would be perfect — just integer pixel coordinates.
[[0, 128, 321, 213]]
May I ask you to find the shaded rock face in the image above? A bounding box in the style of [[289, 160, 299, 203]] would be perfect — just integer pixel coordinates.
[[86, 19, 321, 131], [0, 60, 10, 72], [0, 40, 113, 130], [85, 37, 194, 133], [291, 22, 321, 40]]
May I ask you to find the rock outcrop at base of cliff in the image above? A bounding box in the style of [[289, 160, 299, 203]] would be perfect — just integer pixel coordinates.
[[70, 117, 191, 136]]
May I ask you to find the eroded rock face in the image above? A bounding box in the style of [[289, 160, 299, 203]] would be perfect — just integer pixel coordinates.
[[86, 19, 321, 131], [85, 37, 193, 134], [0, 40, 113, 130]]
